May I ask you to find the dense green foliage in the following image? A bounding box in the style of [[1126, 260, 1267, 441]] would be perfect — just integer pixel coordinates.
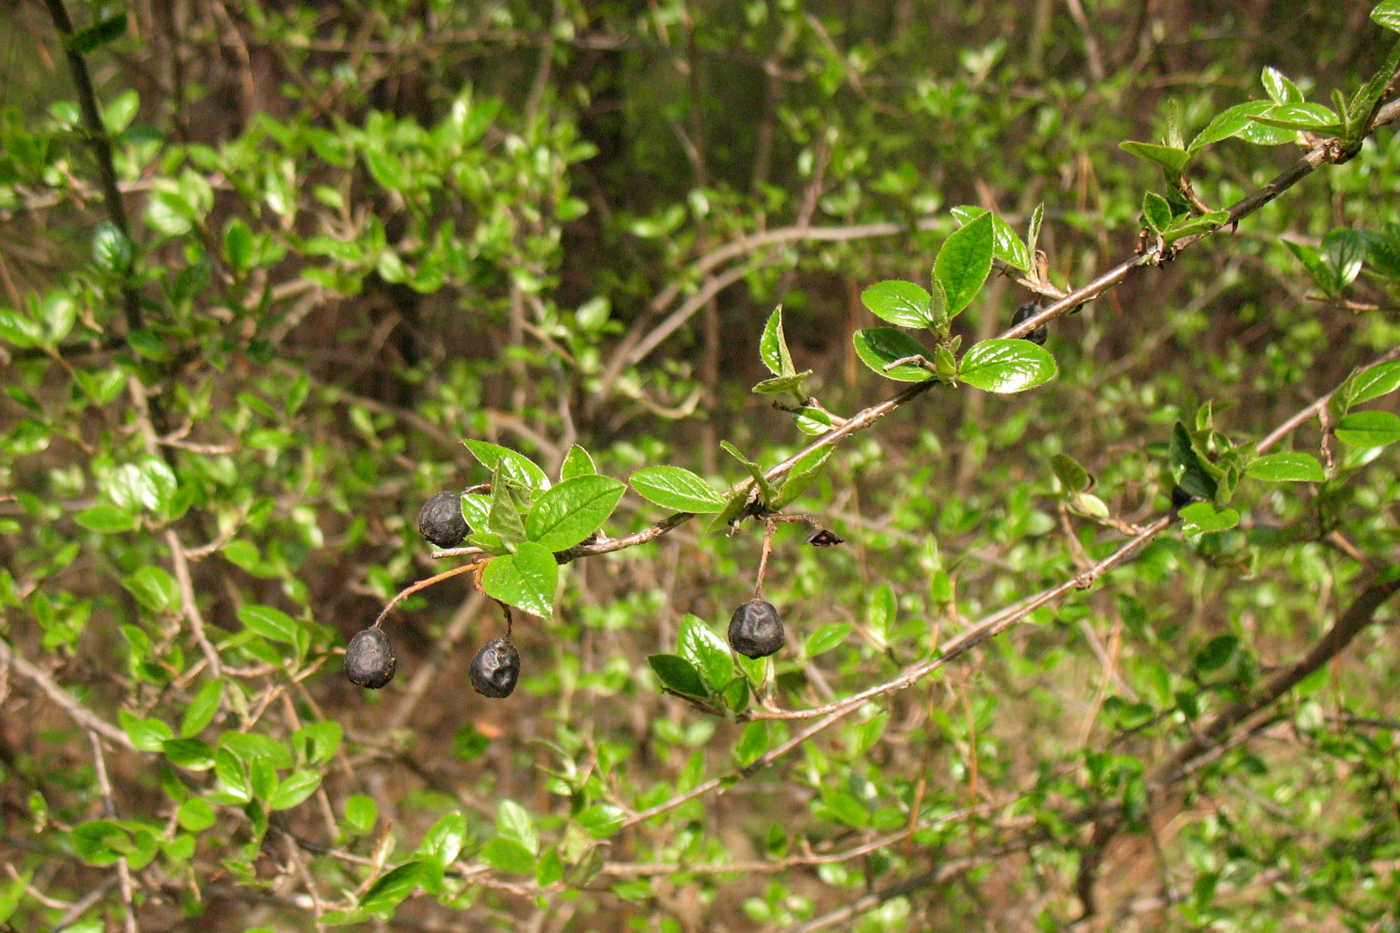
[[2, 1, 1400, 930]]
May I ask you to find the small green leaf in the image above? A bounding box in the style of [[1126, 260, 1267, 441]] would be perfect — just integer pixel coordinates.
[[487, 469, 528, 546], [1374, 1, 1400, 31], [343, 795, 377, 835], [121, 565, 180, 614], [576, 804, 626, 839], [752, 372, 812, 396], [1179, 501, 1240, 534], [773, 446, 834, 510], [1120, 141, 1191, 176], [497, 799, 538, 854], [734, 721, 770, 768], [525, 475, 625, 551], [1245, 452, 1325, 483], [860, 280, 932, 328], [480, 837, 536, 875], [1049, 453, 1092, 492], [559, 444, 597, 480], [119, 711, 173, 752], [1341, 360, 1400, 409], [224, 219, 254, 273], [852, 328, 933, 382], [1334, 410, 1400, 448], [420, 811, 467, 867], [91, 223, 132, 278], [464, 440, 550, 491], [359, 861, 425, 914], [951, 206, 1031, 273], [237, 604, 300, 646], [647, 654, 708, 698], [1194, 634, 1239, 673], [720, 442, 778, 507], [1142, 191, 1174, 234], [70, 820, 129, 865], [292, 721, 342, 766], [958, 339, 1057, 393], [161, 738, 215, 771], [1189, 101, 1275, 152], [180, 680, 224, 737], [67, 13, 128, 54], [1171, 422, 1219, 501], [934, 211, 994, 317], [1322, 229, 1366, 292], [804, 623, 852, 658], [678, 615, 734, 693], [1248, 102, 1342, 135], [480, 542, 558, 618], [177, 797, 215, 832], [759, 306, 796, 376], [1260, 66, 1302, 104], [629, 466, 726, 513]]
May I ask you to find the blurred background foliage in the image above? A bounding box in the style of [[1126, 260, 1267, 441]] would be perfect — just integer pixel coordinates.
[[1, 0, 1399, 929]]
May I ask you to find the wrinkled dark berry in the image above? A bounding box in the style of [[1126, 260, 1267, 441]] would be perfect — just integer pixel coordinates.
[[345, 627, 396, 689], [728, 599, 785, 659], [470, 637, 520, 698], [805, 528, 844, 547], [1012, 302, 1049, 345], [1171, 485, 1194, 510], [418, 490, 468, 548]]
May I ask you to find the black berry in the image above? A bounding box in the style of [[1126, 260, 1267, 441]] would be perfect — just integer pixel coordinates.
[[470, 637, 520, 698], [728, 599, 785, 659], [345, 627, 396, 689], [418, 490, 468, 548], [1012, 302, 1048, 345]]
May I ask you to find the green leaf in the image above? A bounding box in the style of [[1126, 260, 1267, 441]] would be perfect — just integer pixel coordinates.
[[559, 444, 597, 480], [860, 280, 932, 328], [1322, 229, 1366, 291], [219, 731, 293, 770], [1194, 634, 1239, 673], [576, 804, 626, 839], [67, 13, 128, 54], [359, 861, 425, 914], [70, 820, 129, 865], [852, 328, 933, 382], [161, 738, 215, 771], [1142, 191, 1174, 234], [1171, 422, 1219, 501], [105, 458, 177, 513], [1334, 410, 1400, 448], [734, 721, 770, 768], [678, 615, 734, 693], [1049, 453, 1092, 492], [773, 446, 834, 510], [1245, 452, 1325, 483], [343, 795, 377, 835], [180, 680, 224, 737], [480, 542, 558, 618], [1179, 501, 1240, 534], [1341, 360, 1400, 409], [1260, 66, 1302, 104], [119, 711, 173, 752], [934, 211, 994, 317], [647, 654, 709, 698], [292, 721, 342, 765], [759, 306, 796, 376], [480, 837, 536, 875], [752, 372, 812, 397], [237, 604, 299, 646], [487, 468, 528, 546], [121, 566, 180, 614], [91, 223, 132, 278], [525, 475, 625, 551], [177, 797, 215, 833], [497, 799, 538, 854], [1375, 2, 1400, 31], [804, 623, 852, 658], [1249, 102, 1341, 135], [720, 442, 778, 507], [464, 440, 550, 491], [958, 339, 1057, 393], [1189, 101, 1275, 151], [264, 767, 320, 812], [1161, 209, 1230, 244], [0, 307, 42, 348], [224, 219, 254, 273], [1284, 240, 1335, 295], [629, 466, 726, 513], [1120, 141, 1190, 176], [951, 206, 1032, 273]]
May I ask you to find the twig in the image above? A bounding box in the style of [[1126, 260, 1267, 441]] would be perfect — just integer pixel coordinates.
[[0, 641, 134, 750]]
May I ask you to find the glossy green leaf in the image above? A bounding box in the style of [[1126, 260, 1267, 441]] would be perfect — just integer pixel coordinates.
[[464, 440, 550, 491], [480, 542, 558, 618], [934, 211, 994, 317], [161, 738, 215, 771], [1142, 191, 1174, 233], [773, 446, 834, 510], [1171, 422, 1219, 501], [343, 795, 377, 835], [180, 680, 224, 737], [951, 205, 1032, 273], [1049, 453, 1092, 492], [292, 721, 342, 766], [648, 654, 709, 698], [852, 328, 933, 382], [1334, 410, 1400, 447], [1245, 452, 1325, 483], [1342, 360, 1400, 409], [1260, 66, 1303, 103], [359, 861, 425, 914], [237, 604, 299, 646], [497, 799, 538, 854], [629, 466, 726, 513], [70, 820, 129, 865], [804, 623, 852, 657], [576, 804, 626, 839], [860, 280, 932, 328], [480, 837, 536, 875], [1375, 1, 1400, 31], [1189, 101, 1275, 151], [559, 444, 597, 480], [224, 219, 254, 273], [121, 566, 180, 613], [759, 306, 796, 376], [177, 797, 216, 833], [119, 711, 173, 752], [958, 339, 1057, 393], [1120, 141, 1191, 175], [734, 721, 770, 768], [679, 615, 734, 693], [525, 475, 625, 550], [1179, 501, 1240, 534]]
